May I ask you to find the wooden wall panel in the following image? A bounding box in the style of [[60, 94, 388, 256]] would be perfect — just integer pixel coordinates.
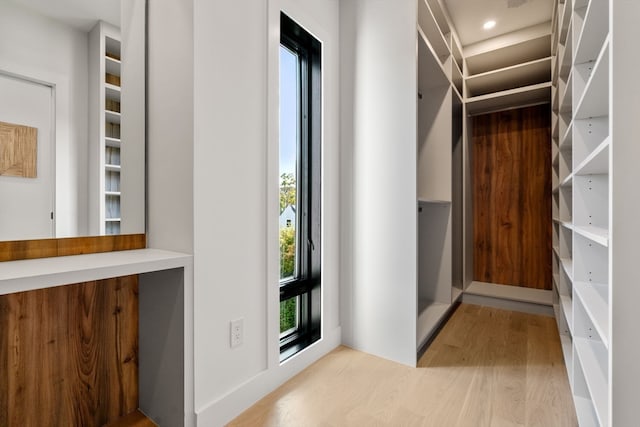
[[0, 234, 146, 262], [0, 276, 139, 426], [472, 105, 552, 290]]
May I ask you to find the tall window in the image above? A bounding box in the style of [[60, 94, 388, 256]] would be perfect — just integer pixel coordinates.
[[279, 13, 321, 360]]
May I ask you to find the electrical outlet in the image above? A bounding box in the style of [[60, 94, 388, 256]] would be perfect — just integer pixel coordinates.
[[230, 318, 243, 348]]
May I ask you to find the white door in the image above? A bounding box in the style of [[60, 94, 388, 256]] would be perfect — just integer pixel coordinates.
[[0, 72, 54, 240]]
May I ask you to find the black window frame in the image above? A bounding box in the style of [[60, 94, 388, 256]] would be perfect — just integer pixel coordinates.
[[279, 12, 322, 361]]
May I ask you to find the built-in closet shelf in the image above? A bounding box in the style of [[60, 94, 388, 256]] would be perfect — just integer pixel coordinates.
[[105, 164, 121, 172], [574, 137, 609, 175], [560, 173, 573, 188], [560, 294, 573, 333], [574, 338, 609, 425], [561, 257, 573, 281], [105, 56, 121, 75], [559, 71, 572, 113], [560, 122, 572, 151], [553, 274, 560, 290], [418, 0, 450, 63], [552, 114, 560, 139], [105, 218, 121, 222], [574, 40, 609, 120], [558, 1, 572, 45], [573, 225, 608, 247], [417, 300, 451, 349], [553, 246, 560, 257], [106, 110, 121, 124], [574, 281, 609, 348], [106, 83, 121, 97], [418, 198, 451, 205], [553, 152, 560, 167], [559, 333, 573, 377], [0, 249, 192, 296], [465, 281, 553, 306], [105, 137, 121, 147], [465, 57, 551, 98], [574, 396, 599, 427], [558, 21, 573, 78], [417, 28, 449, 91], [105, 191, 121, 196], [466, 82, 551, 116], [552, 56, 559, 86], [464, 34, 551, 76], [553, 218, 573, 231], [574, 0, 609, 65]]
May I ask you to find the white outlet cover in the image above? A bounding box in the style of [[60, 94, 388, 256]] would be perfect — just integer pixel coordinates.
[[230, 318, 243, 348]]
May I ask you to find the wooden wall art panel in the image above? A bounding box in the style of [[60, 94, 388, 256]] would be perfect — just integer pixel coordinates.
[[0, 275, 139, 426], [0, 234, 146, 262], [472, 104, 552, 290], [0, 120, 37, 178]]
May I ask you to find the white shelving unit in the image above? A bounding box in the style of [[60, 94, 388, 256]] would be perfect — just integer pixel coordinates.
[[416, 0, 464, 351], [552, 0, 611, 425], [90, 22, 123, 236]]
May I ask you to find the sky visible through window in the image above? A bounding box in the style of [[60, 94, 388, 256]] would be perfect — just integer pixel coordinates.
[[279, 46, 298, 181]]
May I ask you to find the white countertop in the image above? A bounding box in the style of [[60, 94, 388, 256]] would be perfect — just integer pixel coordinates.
[[0, 248, 192, 295]]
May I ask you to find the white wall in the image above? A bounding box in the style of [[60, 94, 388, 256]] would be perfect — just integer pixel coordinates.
[[192, 0, 341, 424], [339, 0, 418, 367], [147, 0, 340, 424], [0, 1, 89, 237]]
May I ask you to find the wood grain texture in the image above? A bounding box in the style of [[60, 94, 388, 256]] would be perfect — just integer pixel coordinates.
[[0, 234, 146, 262], [0, 276, 139, 426], [472, 105, 552, 289], [0, 121, 37, 178], [229, 304, 577, 427], [105, 410, 156, 427]]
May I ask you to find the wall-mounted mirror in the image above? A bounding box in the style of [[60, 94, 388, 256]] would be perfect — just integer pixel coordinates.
[[0, 0, 145, 241]]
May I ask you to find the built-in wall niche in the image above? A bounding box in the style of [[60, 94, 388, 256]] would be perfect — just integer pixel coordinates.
[[0, 0, 145, 241]]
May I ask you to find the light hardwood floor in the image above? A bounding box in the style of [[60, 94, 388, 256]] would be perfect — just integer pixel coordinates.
[[228, 304, 577, 426]]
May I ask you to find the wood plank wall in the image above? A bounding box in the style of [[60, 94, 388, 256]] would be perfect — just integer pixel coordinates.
[[472, 104, 552, 290], [0, 275, 139, 426], [0, 234, 146, 262]]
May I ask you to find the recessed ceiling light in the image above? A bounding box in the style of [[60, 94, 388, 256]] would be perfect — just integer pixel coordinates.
[[483, 20, 496, 30]]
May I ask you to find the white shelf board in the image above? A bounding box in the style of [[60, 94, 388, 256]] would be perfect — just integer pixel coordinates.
[[559, 19, 573, 78], [559, 71, 573, 113], [105, 137, 121, 147], [560, 294, 573, 333], [574, 396, 599, 427], [560, 173, 573, 188], [559, 121, 573, 151], [105, 110, 121, 125], [418, 198, 451, 205], [0, 249, 192, 296], [573, 225, 609, 247], [553, 151, 560, 167], [574, 281, 609, 348], [466, 281, 553, 306], [105, 191, 121, 196], [558, 1, 572, 45], [553, 246, 560, 258], [574, 137, 609, 175], [575, 39, 609, 119], [417, 28, 449, 92], [105, 83, 121, 99], [574, 338, 609, 425], [559, 333, 573, 386], [105, 164, 121, 172], [574, 0, 609, 65], [105, 218, 121, 222], [553, 273, 560, 289], [418, 0, 450, 62], [464, 34, 551, 76], [105, 56, 121, 75], [465, 57, 551, 97], [417, 299, 451, 349], [561, 257, 573, 281], [466, 82, 551, 116]]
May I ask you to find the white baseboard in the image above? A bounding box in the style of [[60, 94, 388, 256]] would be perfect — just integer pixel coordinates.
[[195, 326, 342, 426], [462, 293, 555, 317]]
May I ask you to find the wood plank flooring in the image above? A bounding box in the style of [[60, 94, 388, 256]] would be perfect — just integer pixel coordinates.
[[228, 304, 577, 426]]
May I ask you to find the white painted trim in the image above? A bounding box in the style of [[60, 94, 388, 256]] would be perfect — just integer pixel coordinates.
[[195, 326, 341, 426]]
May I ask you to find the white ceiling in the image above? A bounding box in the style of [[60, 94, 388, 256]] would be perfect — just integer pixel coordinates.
[[443, 0, 553, 46], [9, 0, 119, 32]]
